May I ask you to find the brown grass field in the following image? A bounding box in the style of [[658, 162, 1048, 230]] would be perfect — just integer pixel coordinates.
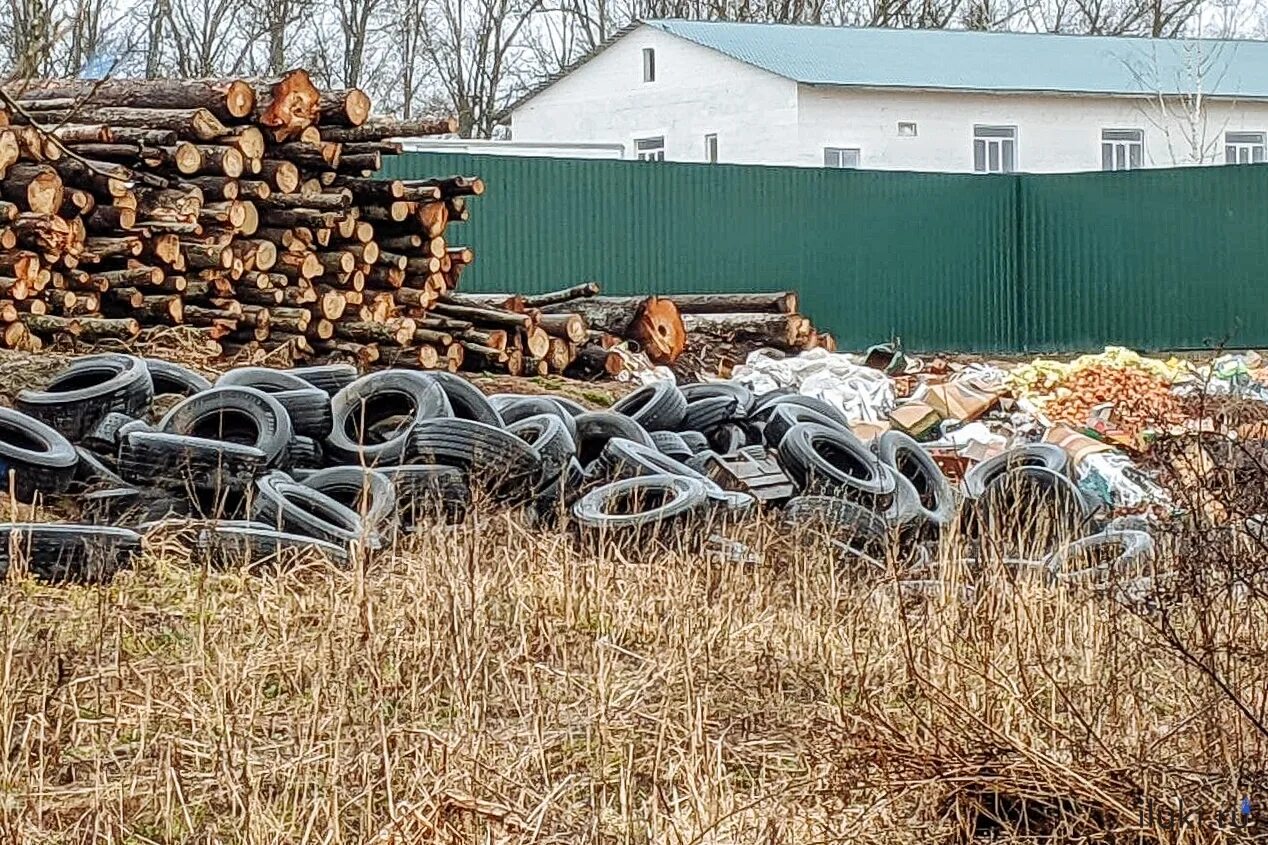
[[0, 496, 1266, 844]]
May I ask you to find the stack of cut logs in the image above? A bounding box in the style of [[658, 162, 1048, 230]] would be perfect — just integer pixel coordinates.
[[0, 73, 628, 375], [667, 291, 835, 379]]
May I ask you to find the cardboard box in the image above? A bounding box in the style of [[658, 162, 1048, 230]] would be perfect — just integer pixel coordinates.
[[850, 420, 891, 442], [889, 402, 942, 439], [924, 382, 999, 422], [1043, 424, 1116, 467]]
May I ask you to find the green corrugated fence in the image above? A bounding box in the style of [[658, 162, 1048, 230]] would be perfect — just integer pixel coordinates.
[[381, 153, 1268, 353]]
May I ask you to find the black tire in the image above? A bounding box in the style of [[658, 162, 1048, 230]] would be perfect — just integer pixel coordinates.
[[301, 466, 397, 533], [682, 396, 741, 437], [117, 418, 153, 439], [407, 418, 542, 500], [194, 523, 349, 567], [572, 474, 708, 536], [574, 411, 653, 467], [681, 382, 754, 418], [16, 353, 154, 442], [73, 446, 124, 488], [145, 358, 212, 396], [428, 372, 503, 426], [0, 407, 78, 502], [763, 403, 849, 449], [964, 444, 1069, 499], [378, 464, 469, 527], [974, 466, 1089, 546], [777, 423, 895, 506], [612, 381, 687, 432], [531, 457, 588, 526], [119, 431, 267, 493], [679, 431, 711, 454], [160, 386, 292, 467], [753, 394, 850, 429], [82, 412, 138, 456], [326, 371, 451, 466], [875, 431, 957, 528], [507, 414, 576, 479], [708, 422, 753, 455], [495, 396, 579, 442], [0, 523, 140, 582], [284, 435, 325, 469], [251, 472, 371, 548], [217, 367, 333, 438], [287, 364, 359, 396], [596, 437, 751, 512], [1044, 529, 1154, 586], [650, 430, 693, 462], [550, 396, 589, 417], [79, 486, 142, 524], [783, 495, 890, 549]]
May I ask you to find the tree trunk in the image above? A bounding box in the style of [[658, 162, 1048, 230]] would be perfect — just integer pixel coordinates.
[[10, 78, 256, 121]]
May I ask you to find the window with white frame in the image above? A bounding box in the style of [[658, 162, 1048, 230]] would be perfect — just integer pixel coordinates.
[[1102, 129, 1143, 171], [635, 136, 665, 161], [642, 48, 655, 82], [823, 147, 860, 168], [704, 133, 718, 163], [898, 121, 918, 137], [973, 125, 1017, 173], [1225, 131, 1266, 164]]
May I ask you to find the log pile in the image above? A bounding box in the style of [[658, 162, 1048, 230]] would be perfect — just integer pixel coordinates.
[[0, 73, 533, 373], [664, 291, 834, 378]]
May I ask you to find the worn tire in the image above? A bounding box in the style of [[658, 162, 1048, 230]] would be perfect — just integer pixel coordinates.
[[82, 412, 137, 456], [1045, 529, 1155, 586], [217, 367, 333, 438], [777, 422, 895, 505], [284, 435, 325, 469], [964, 443, 1069, 499], [16, 354, 154, 442], [596, 437, 752, 512], [301, 466, 397, 533], [0, 407, 78, 502], [72, 446, 124, 488], [378, 464, 469, 527], [0, 523, 140, 582], [507, 414, 576, 479], [681, 382, 754, 418], [572, 474, 708, 537], [495, 396, 579, 441], [680, 395, 740, 436], [612, 381, 687, 432], [763, 403, 850, 448], [428, 372, 503, 426], [119, 431, 267, 493], [650, 430, 693, 462], [160, 385, 292, 467], [145, 358, 212, 397], [753, 394, 850, 429], [574, 411, 653, 467], [407, 418, 542, 500], [326, 371, 451, 466], [194, 523, 349, 567], [287, 364, 359, 396], [251, 472, 371, 548], [679, 431, 711, 454], [531, 457, 588, 526], [974, 465, 1089, 543], [875, 431, 957, 528], [784, 495, 890, 554]]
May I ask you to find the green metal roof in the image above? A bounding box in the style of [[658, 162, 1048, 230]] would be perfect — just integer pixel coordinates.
[[647, 20, 1268, 99]]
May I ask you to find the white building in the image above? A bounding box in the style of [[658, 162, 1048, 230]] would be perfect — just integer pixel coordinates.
[[509, 21, 1268, 173]]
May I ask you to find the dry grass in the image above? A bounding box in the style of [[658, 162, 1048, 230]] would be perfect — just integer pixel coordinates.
[[0, 507, 1265, 844]]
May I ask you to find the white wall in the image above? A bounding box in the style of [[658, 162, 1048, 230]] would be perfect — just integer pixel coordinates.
[[511, 26, 799, 165], [796, 86, 1268, 172]]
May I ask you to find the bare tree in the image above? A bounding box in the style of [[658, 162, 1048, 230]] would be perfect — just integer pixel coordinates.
[[1128, 36, 1235, 164], [153, 0, 251, 76]]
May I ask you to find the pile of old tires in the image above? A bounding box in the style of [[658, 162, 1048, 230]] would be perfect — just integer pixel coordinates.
[[0, 355, 1151, 592]]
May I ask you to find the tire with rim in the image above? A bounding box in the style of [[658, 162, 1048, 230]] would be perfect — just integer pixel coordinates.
[[574, 411, 653, 467], [0, 407, 78, 502], [875, 431, 957, 529], [118, 431, 268, 493], [251, 471, 371, 547], [287, 364, 359, 396], [964, 444, 1069, 499], [612, 381, 687, 432], [378, 464, 469, 527], [301, 466, 397, 533], [572, 474, 708, 537], [777, 422, 895, 506], [145, 358, 212, 397], [0, 523, 141, 582], [217, 367, 333, 438], [326, 371, 451, 466], [160, 385, 292, 467], [17, 354, 154, 441], [407, 418, 542, 500]]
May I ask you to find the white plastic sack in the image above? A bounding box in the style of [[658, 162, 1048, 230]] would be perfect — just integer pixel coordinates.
[[730, 348, 895, 423], [1076, 452, 1171, 511]]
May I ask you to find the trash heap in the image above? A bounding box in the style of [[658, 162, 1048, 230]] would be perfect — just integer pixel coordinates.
[[0, 350, 1159, 605]]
